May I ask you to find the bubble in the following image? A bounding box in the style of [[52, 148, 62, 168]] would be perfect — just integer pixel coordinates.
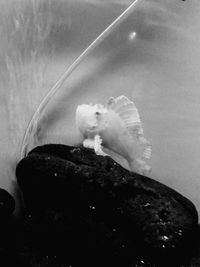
[[128, 31, 137, 41]]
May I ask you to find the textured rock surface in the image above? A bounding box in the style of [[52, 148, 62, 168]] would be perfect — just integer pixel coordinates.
[[15, 144, 199, 266], [0, 188, 15, 217], [0, 189, 16, 266]]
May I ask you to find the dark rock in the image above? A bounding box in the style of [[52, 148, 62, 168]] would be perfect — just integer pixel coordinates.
[[0, 188, 15, 218], [16, 144, 199, 266], [0, 189, 16, 266], [186, 226, 200, 266], [0, 188, 15, 246]]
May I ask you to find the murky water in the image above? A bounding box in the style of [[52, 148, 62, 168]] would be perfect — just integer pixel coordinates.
[[1, 0, 200, 214]]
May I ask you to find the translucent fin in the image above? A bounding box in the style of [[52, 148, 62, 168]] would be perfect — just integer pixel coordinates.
[[107, 95, 152, 160], [129, 159, 152, 176], [107, 95, 143, 137], [142, 143, 152, 160]]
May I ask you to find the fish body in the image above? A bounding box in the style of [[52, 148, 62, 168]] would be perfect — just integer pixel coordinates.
[[76, 96, 151, 175]]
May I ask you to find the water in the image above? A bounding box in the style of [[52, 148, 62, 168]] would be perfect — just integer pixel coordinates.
[[1, 0, 200, 214]]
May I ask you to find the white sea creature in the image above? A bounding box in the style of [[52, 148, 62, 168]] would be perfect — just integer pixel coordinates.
[[76, 95, 152, 175]]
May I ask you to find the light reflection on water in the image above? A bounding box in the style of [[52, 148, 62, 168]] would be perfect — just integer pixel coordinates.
[[1, 0, 200, 214]]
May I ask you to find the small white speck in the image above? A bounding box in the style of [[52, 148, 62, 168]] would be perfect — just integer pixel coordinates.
[[128, 31, 137, 41], [54, 173, 58, 177], [178, 229, 183, 236], [162, 235, 169, 241], [14, 19, 20, 30], [143, 202, 151, 208], [89, 205, 96, 210]]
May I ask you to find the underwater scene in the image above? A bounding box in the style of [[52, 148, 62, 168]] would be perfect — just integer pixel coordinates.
[[0, 0, 200, 266]]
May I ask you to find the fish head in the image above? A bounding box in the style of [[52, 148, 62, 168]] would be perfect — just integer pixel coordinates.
[[76, 104, 107, 137]]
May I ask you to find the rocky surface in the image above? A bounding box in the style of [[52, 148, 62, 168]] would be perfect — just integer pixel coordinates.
[[0, 188, 15, 217], [0, 189, 16, 267], [14, 144, 199, 267]]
